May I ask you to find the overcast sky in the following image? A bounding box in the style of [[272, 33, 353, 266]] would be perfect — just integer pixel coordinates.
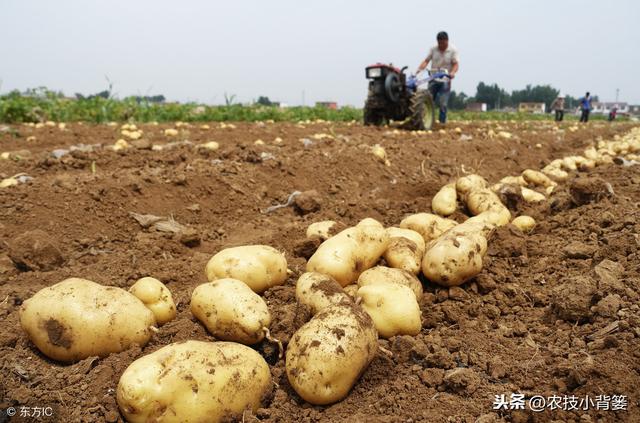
[[2, 0, 639, 106]]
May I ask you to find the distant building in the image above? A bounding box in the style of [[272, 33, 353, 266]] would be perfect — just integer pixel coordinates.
[[592, 102, 630, 115], [316, 101, 338, 110], [629, 105, 640, 116], [465, 102, 487, 112], [518, 102, 546, 114]]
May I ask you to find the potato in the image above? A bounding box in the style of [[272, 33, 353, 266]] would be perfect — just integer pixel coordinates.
[[399, 213, 458, 243], [296, 272, 351, 315], [584, 147, 599, 160], [286, 302, 378, 405], [431, 183, 457, 216], [191, 278, 271, 345], [383, 227, 425, 274], [512, 216, 536, 233], [521, 187, 546, 203], [343, 284, 359, 298], [422, 220, 490, 287], [521, 169, 556, 188], [357, 283, 421, 338], [464, 189, 511, 226], [306, 222, 389, 286], [205, 245, 287, 293], [357, 266, 423, 299], [561, 156, 578, 171], [117, 341, 271, 423], [542, 167, 569, 182], [19, 278, 155, 362], [129, 277, 176, 325], [456, 174, 488, 195], [499, 175, 527, 186], [306, 220, 337, 240], [357, 217, 384, 228]]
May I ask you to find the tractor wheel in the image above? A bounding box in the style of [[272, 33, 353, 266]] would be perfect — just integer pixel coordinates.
[[406, 90, 435, 130], [364, 99, 384, 126]]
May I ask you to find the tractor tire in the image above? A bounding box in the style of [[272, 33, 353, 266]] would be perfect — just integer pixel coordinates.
[[406, 90, 435, 130], [364, 99, 384, 126]]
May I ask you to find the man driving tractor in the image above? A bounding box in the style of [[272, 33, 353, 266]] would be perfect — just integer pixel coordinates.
[[415, 31, 459, 124]]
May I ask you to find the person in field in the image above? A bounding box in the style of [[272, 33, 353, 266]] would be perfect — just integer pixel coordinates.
[[579, 92, 592, 122], [415, 31, 459, 124], [550, 95, 565, 122]]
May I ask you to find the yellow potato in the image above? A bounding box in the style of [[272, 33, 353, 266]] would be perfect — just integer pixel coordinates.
[[295, 272, 351, 316], [399, 213, 458, 243], [542, 167, 569, 182], [512, 215, 536, 233], [521, 187, 546, 203], [422, 220, 490, 287], [357, 266, 423, 299], [383, 227, 425, 274], [499, 175, 527, 186], [455, 174, 488, 195], [191, 278, 271, 345], [431, 183, 457, 216], [357, 283, 421, 338], [19, 278, 155, 362], [117, 341, 271, 423], [343, 284, 359, 298], [129, 277, 176, 325], [464, 189, 511, 226], [521, 169, 556, 188], [306, 220, 337, 240], [205, 245, 287, 293], [357, 217, 384, 228], [286, 302, 378, 405], [306, 223, 389, 286]]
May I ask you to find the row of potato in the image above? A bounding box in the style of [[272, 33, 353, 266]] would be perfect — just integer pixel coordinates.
[[16, 127, 640, 422]]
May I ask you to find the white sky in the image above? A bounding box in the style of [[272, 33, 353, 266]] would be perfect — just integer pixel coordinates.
[[1, 0, 639, 106]]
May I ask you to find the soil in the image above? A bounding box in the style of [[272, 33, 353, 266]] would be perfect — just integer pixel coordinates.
[[1, 120, 639, 423]]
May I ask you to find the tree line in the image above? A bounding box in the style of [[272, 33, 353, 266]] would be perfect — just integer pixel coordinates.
[[448, 82, 598, 111]]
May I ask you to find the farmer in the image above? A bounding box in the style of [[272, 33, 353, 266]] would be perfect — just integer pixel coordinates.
[[550, 95, 565, 122], [415, 31, 459, 124], [579, 92, 592, 123]]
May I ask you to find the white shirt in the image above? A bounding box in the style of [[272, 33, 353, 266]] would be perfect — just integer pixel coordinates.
[[426, 44, 459, 73]]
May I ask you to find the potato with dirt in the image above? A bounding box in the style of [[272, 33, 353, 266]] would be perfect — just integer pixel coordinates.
[[205, 245, 287, 293], [422, 218, 493, 287], [357, 283, 421, 338], [511, 215, 536, 233], [129, 277, 176, 325], [117, 340, 272, 423], [296, 272, 352, 315], [19, 278, 156, 362], [455, 174, 488, 195], [306, 220, 389, 286], [286, 302, 378, 405], [399, 213, 458, 243], [306, 220, 337, 240], [464, 188, 511, 226], [431, 183, 457, 216], [521, 169, 556, 188], [383, 227, 425, 274], [191, 278, 271, 345], [357, 266, 423, 299]]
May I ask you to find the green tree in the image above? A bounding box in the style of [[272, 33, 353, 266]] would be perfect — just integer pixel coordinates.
[[449, 91, 468, 110], [256, 96, 273, 106]]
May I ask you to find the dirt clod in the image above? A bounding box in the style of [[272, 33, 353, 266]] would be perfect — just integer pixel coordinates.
[[7, 229, 65, 271]]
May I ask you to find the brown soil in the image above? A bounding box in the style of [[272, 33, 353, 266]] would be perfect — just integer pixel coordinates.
[[1, 121, 639, 422]]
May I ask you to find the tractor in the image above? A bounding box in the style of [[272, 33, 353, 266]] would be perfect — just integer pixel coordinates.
[[363, 63, 449, 130]]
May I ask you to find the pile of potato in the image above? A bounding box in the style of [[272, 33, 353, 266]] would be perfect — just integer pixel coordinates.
[[15, 126, 640, 422]]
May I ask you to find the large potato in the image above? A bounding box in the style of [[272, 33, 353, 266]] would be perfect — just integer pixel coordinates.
[[129, 277, 176, 325], [357, 283, 421, 338], [399, 213, 457, 243], [306, 222, 389, 286], [19, 278, 155, 362], [464, 188, 511, 226], [295, 272, 351, 316], [456, 174, 488, 195], [422, 220, 490, 287], [205, 245, 287, 293], [117, 340, 272, 423], [383, 227, 425, 274], [286, 302, 378, 405], [357, 266, 423, 299], [431, 183, 457, 216], [191, 278, 271, 345]]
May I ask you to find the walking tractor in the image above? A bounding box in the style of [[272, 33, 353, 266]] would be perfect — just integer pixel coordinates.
[[363, 63, 450, 130]]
